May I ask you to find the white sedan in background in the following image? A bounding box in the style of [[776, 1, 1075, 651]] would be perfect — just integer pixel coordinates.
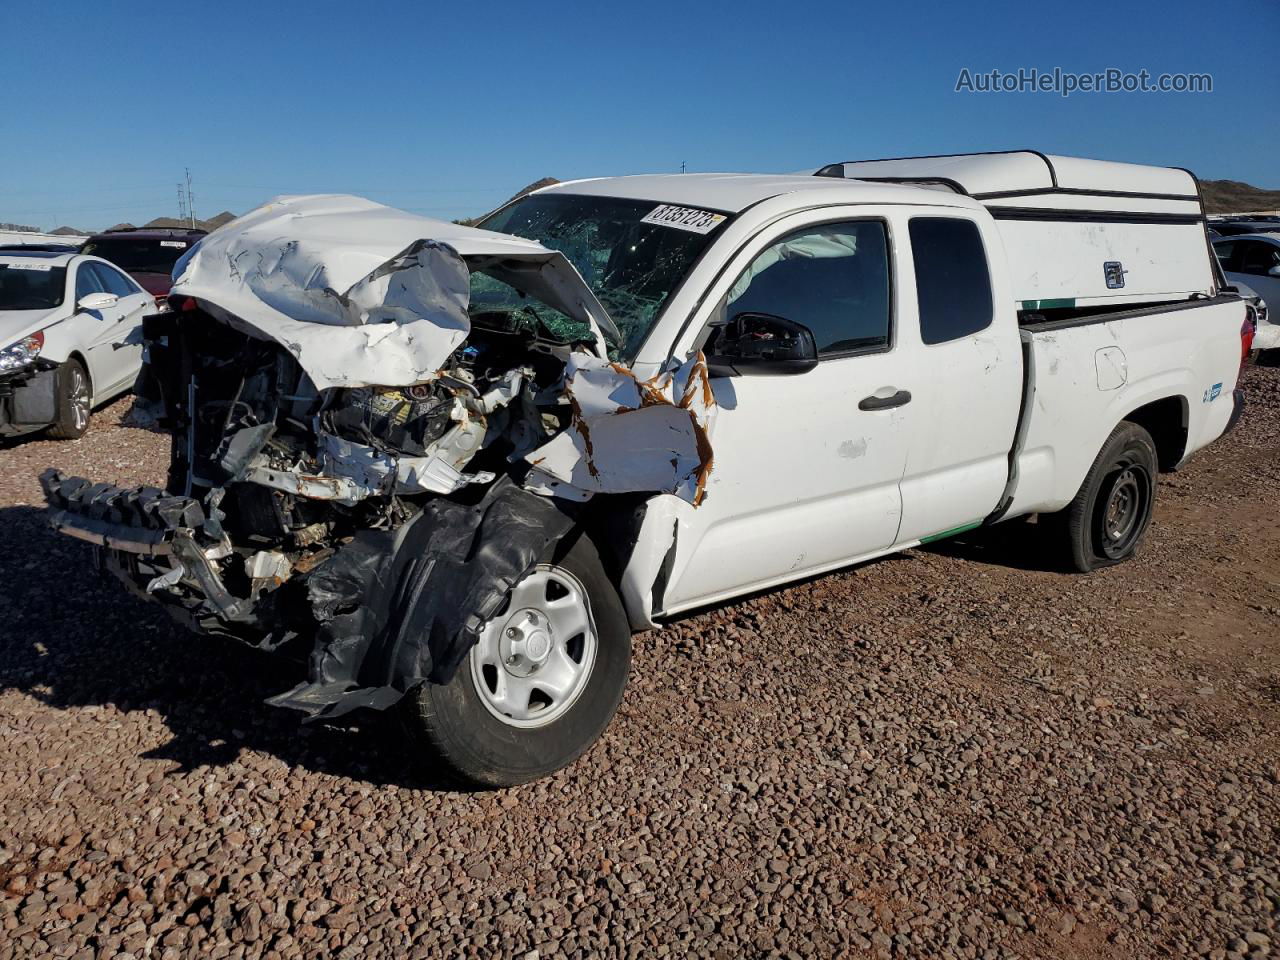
[[0, 248, 154, 439], [1214, 233, 1280, 355]]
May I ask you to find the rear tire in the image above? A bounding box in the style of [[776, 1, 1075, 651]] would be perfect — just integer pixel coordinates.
[[46, 358, 92, 440], [405, 535, 632, 788], [1041, 421, 1158, 573]]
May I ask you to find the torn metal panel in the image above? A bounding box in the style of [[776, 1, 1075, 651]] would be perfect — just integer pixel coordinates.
[[171, 195, 620, 388], [617, 493, 687, 631], [523, 351, 716, 505]]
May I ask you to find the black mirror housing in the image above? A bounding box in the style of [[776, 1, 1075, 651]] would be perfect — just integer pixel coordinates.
[[706, 312, 819, 377]]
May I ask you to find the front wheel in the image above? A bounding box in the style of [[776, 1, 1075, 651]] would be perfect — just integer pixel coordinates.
[[1041, 421, 1158, 572], [46, 358, 92, 440], [405, 535, 632, 787]]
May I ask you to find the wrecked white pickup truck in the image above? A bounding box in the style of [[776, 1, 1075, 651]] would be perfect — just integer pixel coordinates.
[[44, 153, 1251, 786]]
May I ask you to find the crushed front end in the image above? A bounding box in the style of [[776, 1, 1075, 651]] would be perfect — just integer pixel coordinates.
[[41, 195, 714, 720]]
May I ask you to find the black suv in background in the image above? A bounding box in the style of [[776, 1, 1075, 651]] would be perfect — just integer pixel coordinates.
[[80, 227, 206, 300]]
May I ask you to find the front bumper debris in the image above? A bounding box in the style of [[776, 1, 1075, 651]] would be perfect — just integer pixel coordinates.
[[40, 469, 258, 623]]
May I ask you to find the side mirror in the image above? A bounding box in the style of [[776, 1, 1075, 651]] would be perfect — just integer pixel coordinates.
[[707, 312, 819, 377], [1268, 264, 1280, 278], [78, 292, 119, 312]]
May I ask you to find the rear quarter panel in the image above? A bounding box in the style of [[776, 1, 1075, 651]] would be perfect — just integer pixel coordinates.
[[1007, 297, 1245, 515]]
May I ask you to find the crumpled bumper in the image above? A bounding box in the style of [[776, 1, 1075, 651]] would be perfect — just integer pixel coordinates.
[[39, 469, 260, 624], [41, 468, 582, 722]]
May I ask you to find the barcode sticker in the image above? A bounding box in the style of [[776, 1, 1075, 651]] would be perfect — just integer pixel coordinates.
[[640, 204, 727, 234]]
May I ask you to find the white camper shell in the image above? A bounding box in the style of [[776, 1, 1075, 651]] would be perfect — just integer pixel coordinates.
[[816, 151, 1216, 311]]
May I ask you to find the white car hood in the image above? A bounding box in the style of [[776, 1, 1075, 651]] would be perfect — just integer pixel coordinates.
[[170, 194, 621, 390], [0, 307, 62, 349]]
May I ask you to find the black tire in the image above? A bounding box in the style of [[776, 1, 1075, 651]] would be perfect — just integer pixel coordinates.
[[46, 358, 92, 440], [1041, 421, 1158, 573], [1256, 348, 1280, 368], [405, 535, 632, 788]]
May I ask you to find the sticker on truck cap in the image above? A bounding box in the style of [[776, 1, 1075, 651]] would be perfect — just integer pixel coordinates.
[[1, 261, 53, 271], [160, 241, 188, 248], [641, 204, 727, 234]]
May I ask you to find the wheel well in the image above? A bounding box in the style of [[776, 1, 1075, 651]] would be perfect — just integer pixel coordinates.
[[1123, 396, 1187, 472], [66, 351, 93, 394]]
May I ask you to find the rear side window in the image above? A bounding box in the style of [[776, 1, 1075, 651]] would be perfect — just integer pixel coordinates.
[[92, 262, 140, 297], [909, 217, 993, 344], [1212, 240, 1238, 271]]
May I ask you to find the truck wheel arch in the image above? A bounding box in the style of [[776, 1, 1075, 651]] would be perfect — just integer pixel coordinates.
[[1121, 395, 1188, 472]]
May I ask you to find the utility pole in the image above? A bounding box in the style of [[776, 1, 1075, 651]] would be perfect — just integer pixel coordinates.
[[680, 160, 686, 174], [176, 183, 187, 222], [184, 168, 196, 228]]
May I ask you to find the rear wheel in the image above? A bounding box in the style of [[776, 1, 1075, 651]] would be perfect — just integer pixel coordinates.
[[46, 358, 91, 440], [405, 535, 631, 787], [1041, 422, 1157, 572]]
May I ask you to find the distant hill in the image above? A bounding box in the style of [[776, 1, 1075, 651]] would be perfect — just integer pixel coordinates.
[[141, 210, 238, 232], [49, 225, 92, 237], [1198, 179, 1280, 214], [454, 177, 560, 226]]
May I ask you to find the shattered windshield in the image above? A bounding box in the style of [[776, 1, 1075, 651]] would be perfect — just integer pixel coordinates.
[[478, 193, 729, 361]]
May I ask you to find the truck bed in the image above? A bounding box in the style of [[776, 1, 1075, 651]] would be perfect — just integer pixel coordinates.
[[1006, 295, 1246, 517]]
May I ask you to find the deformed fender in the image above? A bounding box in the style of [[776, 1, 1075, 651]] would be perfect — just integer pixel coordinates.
[[267, 479, 578, 720], [617, 494, 687, 630]]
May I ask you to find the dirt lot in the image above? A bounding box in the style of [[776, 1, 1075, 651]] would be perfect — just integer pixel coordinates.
[[0, 366, 1277, 960]]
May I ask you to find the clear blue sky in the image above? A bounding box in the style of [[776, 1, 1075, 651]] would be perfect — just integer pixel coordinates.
[[5, 0, 1276, 231]]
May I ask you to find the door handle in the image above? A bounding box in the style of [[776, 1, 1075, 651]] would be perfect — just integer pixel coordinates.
[[858, 389, 912, 411]]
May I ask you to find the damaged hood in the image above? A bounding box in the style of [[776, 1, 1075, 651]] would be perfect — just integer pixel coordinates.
[[170, 194, 621, 389]]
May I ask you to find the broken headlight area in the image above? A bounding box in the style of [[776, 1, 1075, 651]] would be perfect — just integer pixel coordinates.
[[40, 195, 716, 721]]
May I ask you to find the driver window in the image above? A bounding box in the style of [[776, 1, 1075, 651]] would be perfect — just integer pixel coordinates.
[[720, 220, 891, 357], [74, 262, 105, 301]]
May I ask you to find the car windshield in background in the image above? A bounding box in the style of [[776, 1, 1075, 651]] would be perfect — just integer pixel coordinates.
[[479, 194, 729, 361], [0, 263, 67, 310], [81, 238, 188, 275]]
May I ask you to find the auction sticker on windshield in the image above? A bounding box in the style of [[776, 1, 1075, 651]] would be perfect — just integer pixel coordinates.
[[641, 204, 727, 234], [2, 262, 53, 271]]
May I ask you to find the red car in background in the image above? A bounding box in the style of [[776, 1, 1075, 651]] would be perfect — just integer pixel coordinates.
[[80, 227, 206, 301]]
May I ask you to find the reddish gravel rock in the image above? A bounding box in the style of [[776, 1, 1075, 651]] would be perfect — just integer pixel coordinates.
[[0, 369, 1278, 959]]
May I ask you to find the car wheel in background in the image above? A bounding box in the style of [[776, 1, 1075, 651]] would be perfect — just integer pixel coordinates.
[[46, 358, 92, 440]]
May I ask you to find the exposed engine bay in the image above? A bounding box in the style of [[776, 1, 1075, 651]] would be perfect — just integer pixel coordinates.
[[42, 195, 714, 719]]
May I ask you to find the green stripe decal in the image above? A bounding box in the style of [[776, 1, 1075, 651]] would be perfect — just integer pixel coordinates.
[[919, 521, 983, 544], [1020, 298, 1076, 310]]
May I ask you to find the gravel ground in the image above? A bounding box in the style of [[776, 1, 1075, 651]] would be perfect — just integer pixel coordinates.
[[1, 366, 1277, 960]]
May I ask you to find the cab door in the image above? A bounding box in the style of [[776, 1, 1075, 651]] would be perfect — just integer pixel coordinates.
[[891, 213, 1023, 544], [659, 211, 920, 611], [75, 261, 146, 400]]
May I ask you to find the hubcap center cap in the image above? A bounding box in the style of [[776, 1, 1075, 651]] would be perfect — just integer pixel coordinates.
[[499, 609, 554, 677]]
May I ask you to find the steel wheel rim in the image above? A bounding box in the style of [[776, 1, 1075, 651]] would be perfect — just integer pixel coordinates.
[[1098, 463, 1150, 559], [469, 564, 598, 729], [68, 366, 89, 431]]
